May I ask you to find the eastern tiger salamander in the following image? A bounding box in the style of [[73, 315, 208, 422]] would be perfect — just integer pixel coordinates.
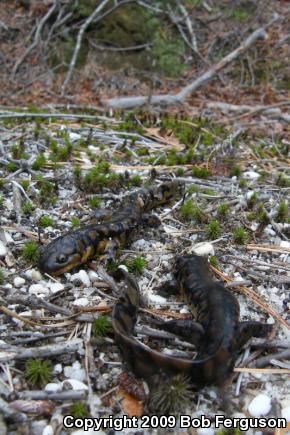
[[112, 255, 272, 386], [38, 180, 184, 276]]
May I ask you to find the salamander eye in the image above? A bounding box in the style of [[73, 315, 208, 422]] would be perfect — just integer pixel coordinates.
[[57, 254, 68, 264]]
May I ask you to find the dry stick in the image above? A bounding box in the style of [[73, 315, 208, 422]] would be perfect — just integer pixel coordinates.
[[210, 266, 290, 330], [16, 390, 87, 401], [0, 338, 83, 363], [61, 0, 134, 95], [250, 349, 290, 369], [12, 0, 60, 76], [104, 17, 278, 109], [246, 244, 290, 254], [0, 113, 99, 120]]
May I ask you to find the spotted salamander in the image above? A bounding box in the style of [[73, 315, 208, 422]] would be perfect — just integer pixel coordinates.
[[38, 180, 185, 276], [112, 255, 272, 386]]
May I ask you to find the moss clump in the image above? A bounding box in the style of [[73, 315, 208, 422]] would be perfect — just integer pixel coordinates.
[[0, 195, 3, 208], [69, 402, 89, 418], [128, 175, 142, 187], [192, 166, 209, 178], [32, 153, 46, 170], [39, 215, 54, 228], [206, 220, 221, 240], [92, 315, 112, 338], [21, 241, 39, 264], [37, 178, 57, 205], [276, 201, 289, 223], [21, 202, 34, 216], [7, 162, 18, 173], [209, 255, 219, 268], [149, 374, 192, 416], [217, 203, 230, 219], [233, 227, 249, 244], [126, 256, 147, 275], [256, 204, 269, 224], [0, 269, 5, 285], [88, 197, 101, 208], [20, 180, 30, 191], [180, 199, 207, 223], [83, 162, 119, 191], [229, 165, 241, 177], [176, 167, 185, 177], [246, 192, 258, 209], [25, 359, 53, 386], [239, 178, 247, 188], [276, 173, 290, 187], [70, 217, 80, 228]]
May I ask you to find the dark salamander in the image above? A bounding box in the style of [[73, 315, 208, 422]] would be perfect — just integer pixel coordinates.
[[112, 255, 272, 386], [38, 180, 184, 276]]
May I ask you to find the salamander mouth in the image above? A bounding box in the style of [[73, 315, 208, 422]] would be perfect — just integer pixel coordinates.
[[39, 253, 81, 276]]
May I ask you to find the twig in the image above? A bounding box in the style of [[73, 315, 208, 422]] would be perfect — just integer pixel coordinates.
[[250, 349, 290, 369], [12, 0, 60, 76], [103, 17, 279, 109], [0, 338, 83, 363], [16, 390, 87, 401], [234, 367, 290, 374], [0, 112, 99, 120], [246, 244, 290, 254]]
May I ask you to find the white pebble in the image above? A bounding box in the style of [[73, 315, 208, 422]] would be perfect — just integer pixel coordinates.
[[62, 379, 88, 391], [73, 297, 89, 307], [25, 269, 42, 281], [193, 242, 214, 256], [42, 425, 54, 435], [44, 383, 62, 393], [243, 171, 260, 179], [69, 132, 81, 141], [248, 394, 271, 417], [49, 282, 64, 293], [64, 361, 86, 382], [88, 270, 100, 282], [78, 270, 91, 287], [0, 241, 7, 257], [147, 293, 167, 304], [53, 363, 62, 374], [72, 430, 105, 435], [280, 240, 290, 249], [281, 406, 290, 422], [118, 264, 128, 273], [28, 284, 49, 297], [197, 429, 215, 435], [13, 277, 25, 287]]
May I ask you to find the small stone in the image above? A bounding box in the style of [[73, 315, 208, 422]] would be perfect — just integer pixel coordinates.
[[243, 171, 260, 179], [42, 425, 54, 435], [53, 363, 62, 374], [64, 361, 86, 382], [197, 429, 214, 435], [248, 394, 271, 417], [280, 240, 290, 249], [77, 270, 91, 287], [49, 282, 64, 293], [0, 241, 7, 257], [69, 132, 81, 141], [44, 383, 62, 393], [13, 277, 25, 287], [28, 284, 49, 297], [62, 379, 88, 391], [118, 264, 128, 273], [88, 270, 100, 282], [25, 269, 42, 281], [193, 242, 214, 256], [147, 293, 166, 304], [281, 406, 290, 422], [73, 297, 89, 307]]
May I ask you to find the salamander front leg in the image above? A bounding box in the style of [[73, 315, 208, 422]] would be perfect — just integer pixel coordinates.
[[159, 318, 205, 346], [157, 280, 179, 297], [104, 238, 120, 262], [238, 321, 273, 348]]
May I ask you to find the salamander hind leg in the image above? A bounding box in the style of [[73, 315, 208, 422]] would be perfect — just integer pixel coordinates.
[[159, 318, 205, 346], [238, 321, 274, 348]]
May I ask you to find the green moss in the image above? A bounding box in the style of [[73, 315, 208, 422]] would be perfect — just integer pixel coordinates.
[[69, 402, 89, 418], [247, 192, 258, 209], [0, 269, 5, 285], [229, 165, 241, 177], [136, 147, 149, 156], [128, 175, 142, 187], [88, 197, 101, 208], [276, 173, 290, 187], [0, 195, 3, 208], [92, 315, 112, 337], [126, 256, 148, 275], [217, 203, 230, 219], [39, 215, 54, 228], [239, 178, 247, 188], [206, 220, 221, 239], [176, 167, 185, 177], [192, 166, 209, 178], [233, 227, 249, 244], [32, 153, 46, 170], [21, 241, 39, 264], [256, 204, 269, 224], [276, 201, 289, 223], [25, 359, 53, 386], [70, 217, 80, 227], [21, 202, 35, 216], [209, 255, 219, 268], [7, 162, 18, 172], [37, 178, 56, 205], [0, 180, 5, 190], [20, 180, 30, 191], [83, 162, 119, 191], [180, 199, 207, 223]]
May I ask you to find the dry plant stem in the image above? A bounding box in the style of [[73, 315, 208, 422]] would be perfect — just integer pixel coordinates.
[[0, 338, 83, 363], [12, 0, 60, 76], [234, 367, 290, 374], [0, 113, 99, 121], [210, 266, 290, 330], [103, 19, 277, 109], [16, 390, 87, 401], [251, 349, 290, 368]]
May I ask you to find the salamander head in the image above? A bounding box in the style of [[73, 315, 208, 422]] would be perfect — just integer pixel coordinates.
[[38, 235, 81, 276]]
